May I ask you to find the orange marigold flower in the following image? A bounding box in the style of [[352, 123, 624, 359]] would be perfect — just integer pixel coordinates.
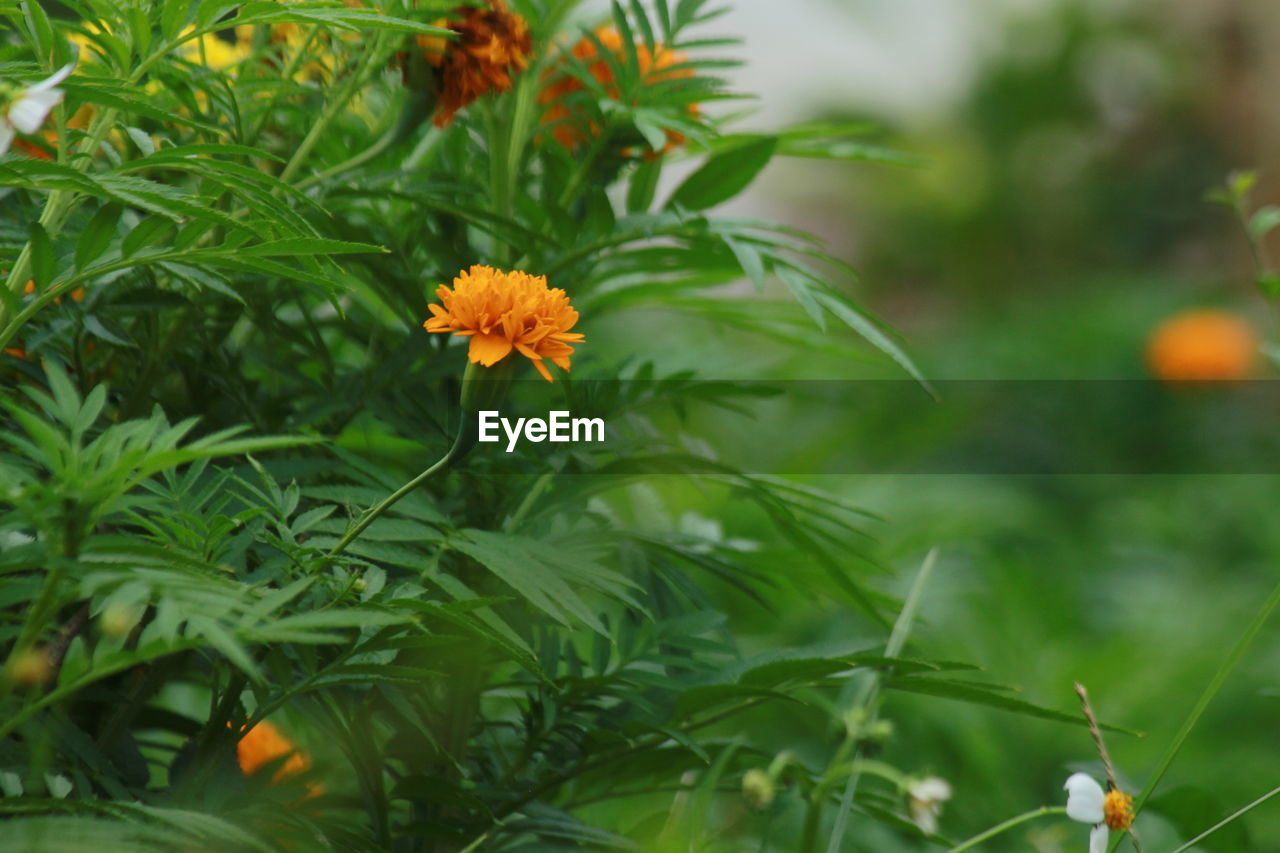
[[1103, 788, 1134, 832], [1146, 308, 1257, 381], [236, 720, 312, 783], [424, 265, 584, 382], [539, 26, 696, 154], [412, 1, 532, 127]]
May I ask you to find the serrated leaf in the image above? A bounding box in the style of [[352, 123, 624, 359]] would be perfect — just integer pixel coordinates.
[[451, 529, 609, 634], [238, 238, 386, 257]]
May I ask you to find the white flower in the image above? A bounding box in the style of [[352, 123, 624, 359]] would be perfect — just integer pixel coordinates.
[[0, 60, 77, 156], [907, 775, 952, 835], [1064, 772, 1109, 853]]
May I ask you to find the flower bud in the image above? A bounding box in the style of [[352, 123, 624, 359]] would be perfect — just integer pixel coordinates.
[[100, 602, 141, 637], [6, 647, 52, 687], [742, 768, 775, 810], [868, 719, 894, 743]]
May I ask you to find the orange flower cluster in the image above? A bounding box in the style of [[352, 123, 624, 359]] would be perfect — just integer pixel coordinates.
[[1145, 308, 1257, 381], [539, 26, 696, 154], [1103, 788, 1134, 832], [413, 1, 532, 127], [424, 265, 583, 382]]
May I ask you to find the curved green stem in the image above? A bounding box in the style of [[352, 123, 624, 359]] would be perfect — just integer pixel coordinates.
[[824, 548, 938, 853], [278, 30, 392, 186], [504, 471, 553, 532], [1168, 783, 1280, 853], [326, 429, 467, 562], [327, 359, 515, 560], [1112, 574, 1280, 852], [295, 122, 400, 192], [946, 806, 1066, 852]]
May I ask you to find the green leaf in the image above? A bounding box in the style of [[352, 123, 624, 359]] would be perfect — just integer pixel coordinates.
[[76, 203, 122, 270], [1230, 170, 1257, 201], [627, 158, 661, 213], [230, 3, 453, 37], [238, 238, 387, 257], [1257, 273, 1280, 299], [1250, 205, 1280, 240], [888, 676, 1141, 734], [28, 222, 55, 290], [0, 158, 105, 194], [121, 216, 176, 259], [668, 135, 777, 211], [810, 286, 934, 395], [65, 77, 223, 134], [83, 316, 136, 348], [125, 127, 156, 157], [722, 234, 765, 290], [450, 529, 610, 634]]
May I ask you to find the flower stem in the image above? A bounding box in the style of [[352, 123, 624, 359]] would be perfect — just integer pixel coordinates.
[[823, 548, 939, 853], [278, 31, 391, 186], [295, 121, 399, 192], [326, 429, 467, 562], [1168, 782, 1280, 853], [327, 359, 514, 560], [1116, 572, 1280, 853], [1075, 682, 1119, 788], [945, 806, 1067, 852]]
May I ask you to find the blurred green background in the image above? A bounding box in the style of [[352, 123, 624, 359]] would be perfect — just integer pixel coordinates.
[[590, 0, 1280, 849]]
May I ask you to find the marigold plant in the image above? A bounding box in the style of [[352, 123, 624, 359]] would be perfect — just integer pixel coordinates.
[[540, 25, 696, 154]]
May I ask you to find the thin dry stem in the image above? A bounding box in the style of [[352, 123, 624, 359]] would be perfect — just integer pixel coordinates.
[[1075, 682, 1118, 787], [1075, 682, 1145, 853]]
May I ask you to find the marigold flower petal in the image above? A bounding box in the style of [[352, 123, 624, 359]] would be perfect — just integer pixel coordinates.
[[469, 333, 514, 366], [236, 720, 310, 782]]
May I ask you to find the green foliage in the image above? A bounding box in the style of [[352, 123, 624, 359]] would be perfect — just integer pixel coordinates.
[[2, 1, 1235, 852]]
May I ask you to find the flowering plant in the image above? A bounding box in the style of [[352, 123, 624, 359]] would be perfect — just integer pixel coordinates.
[[5, 3, 1271, 853]]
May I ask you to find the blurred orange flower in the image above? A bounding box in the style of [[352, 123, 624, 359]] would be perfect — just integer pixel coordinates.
[[236, 719, 321, 797], [412, 1, 532, 127], [1146, 309, 1258, 381], [539, 26, 696, 154], [24, 279, 85, 304], [424, 265, 583, 382]]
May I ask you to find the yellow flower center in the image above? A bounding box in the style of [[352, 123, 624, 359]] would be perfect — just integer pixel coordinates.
[[1103, 788, 1134, 831]]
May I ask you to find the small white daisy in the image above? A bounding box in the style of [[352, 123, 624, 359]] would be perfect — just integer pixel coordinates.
[[1065, 772, 1134, 853]]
